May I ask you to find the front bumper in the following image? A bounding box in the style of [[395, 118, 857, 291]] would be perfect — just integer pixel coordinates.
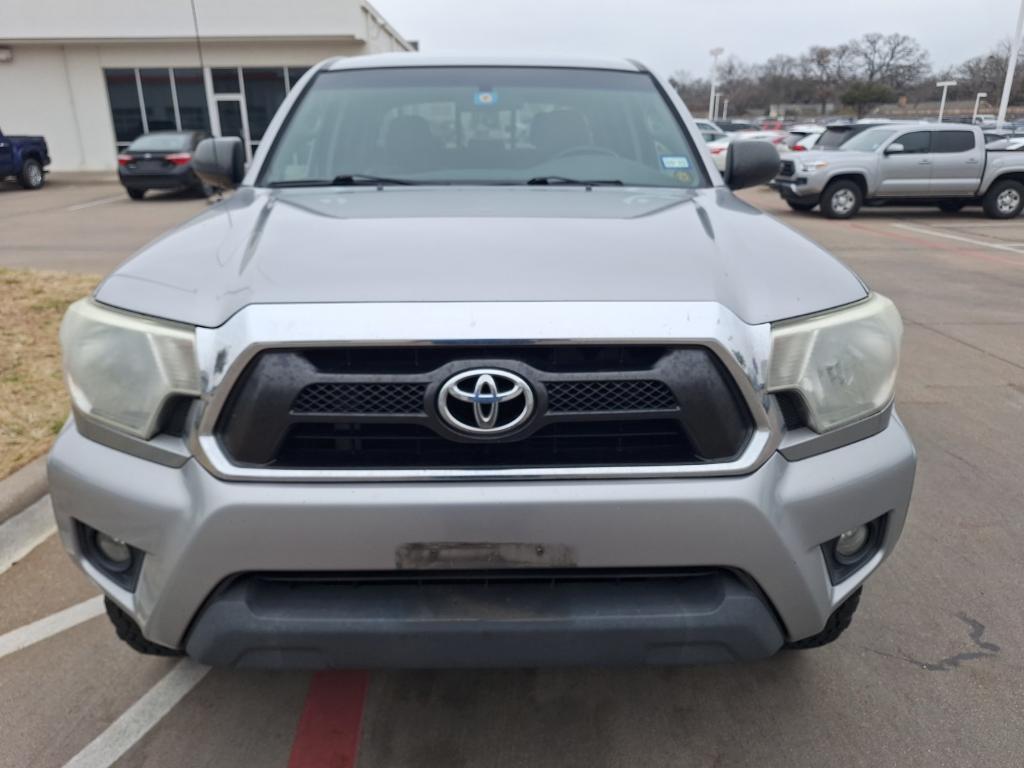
[[48, 414, 916, 665], [118, 166, 198, 191], [770, 178, 820, 201]]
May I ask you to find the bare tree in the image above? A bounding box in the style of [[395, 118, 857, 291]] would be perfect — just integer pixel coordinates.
[[850, 32, 930, 89], [800, 45, 854, 114]]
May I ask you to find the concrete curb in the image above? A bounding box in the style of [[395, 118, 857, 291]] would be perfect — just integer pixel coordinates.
[[0, 455, 48, 526]]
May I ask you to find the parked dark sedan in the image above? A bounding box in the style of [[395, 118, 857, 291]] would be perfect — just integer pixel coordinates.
[[117, 131, 211, 199]]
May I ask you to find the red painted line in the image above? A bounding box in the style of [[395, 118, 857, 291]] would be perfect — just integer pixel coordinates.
[[847, 221, 1024, 269], [288, 671, 370, 768]]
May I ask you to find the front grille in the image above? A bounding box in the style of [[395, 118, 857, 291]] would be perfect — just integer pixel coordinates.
[[277, 419, 693, 469], [546, 380, 676, 413], [216, 345, 754, 471], [779, 160, 796, 177], [293, 382, 426, 415]]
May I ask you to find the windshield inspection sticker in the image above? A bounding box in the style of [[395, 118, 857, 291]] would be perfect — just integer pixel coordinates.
[[660, 156, 691, 169], [473, 91, 498, 106]]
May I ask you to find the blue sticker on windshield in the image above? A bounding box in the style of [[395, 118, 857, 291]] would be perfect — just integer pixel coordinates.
[[660, 156, 690, 169], [474, 91, 498, 106]]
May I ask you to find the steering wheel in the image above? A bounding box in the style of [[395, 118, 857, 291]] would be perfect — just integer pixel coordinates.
[[554, 145, 620, 159]]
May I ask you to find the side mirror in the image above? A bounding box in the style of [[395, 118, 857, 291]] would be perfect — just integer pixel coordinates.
[[884, 143, 905, 155], [724, 140, 781, 191], [193, 137, 245, 190]]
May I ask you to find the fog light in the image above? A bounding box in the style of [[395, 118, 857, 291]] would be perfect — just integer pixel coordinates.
[[95, 532, 132, 567], [834, 525, 870, 562]]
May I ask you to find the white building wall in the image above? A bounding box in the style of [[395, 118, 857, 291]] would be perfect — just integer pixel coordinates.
[[3, 0, 371, 44], [0, 37, 407, 171], [0, 0, 411, 171]]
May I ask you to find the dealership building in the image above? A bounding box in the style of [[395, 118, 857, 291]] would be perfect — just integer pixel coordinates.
[[0, 0, 413, 171]]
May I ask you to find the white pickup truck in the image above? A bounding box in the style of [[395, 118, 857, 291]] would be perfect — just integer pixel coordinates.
[[771, 123, 1024, 219]]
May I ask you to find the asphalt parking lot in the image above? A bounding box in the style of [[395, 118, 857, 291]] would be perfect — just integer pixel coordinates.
[[1, 179, 1023, 767]]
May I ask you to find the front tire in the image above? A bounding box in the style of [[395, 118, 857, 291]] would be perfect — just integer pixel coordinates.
[[982, 179, 1024, 219], [786, 199, 818, 212], [17, 158, 44, 189], [105, 598, 183, 657], [786, 588, 861, 649], [821, 180, 862, 219]]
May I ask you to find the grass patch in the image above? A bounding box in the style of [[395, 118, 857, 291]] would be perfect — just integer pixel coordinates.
[[0, 268, 99, 480]]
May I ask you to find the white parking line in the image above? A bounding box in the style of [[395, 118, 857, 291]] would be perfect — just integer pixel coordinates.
[[66, 195, 124, 212], [0, 595, 105, 661], [63, 659, 210, 768], [0, 495, 57, 575], [892, 223, 1024, 255]]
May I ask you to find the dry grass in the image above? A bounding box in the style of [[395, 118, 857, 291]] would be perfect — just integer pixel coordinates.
[[0, 268, 99, 480]]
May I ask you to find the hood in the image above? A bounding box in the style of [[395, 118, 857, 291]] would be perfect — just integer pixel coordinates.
[[96, 186, 866, 328]]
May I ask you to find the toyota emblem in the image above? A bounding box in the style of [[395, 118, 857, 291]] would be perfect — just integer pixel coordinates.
[[438, 369, 535, 435]]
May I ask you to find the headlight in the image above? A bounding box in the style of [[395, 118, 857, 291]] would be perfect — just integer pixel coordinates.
[[60, 299, 200, 439], [800, 160, 829, 172], [767, 293, 902, 433]]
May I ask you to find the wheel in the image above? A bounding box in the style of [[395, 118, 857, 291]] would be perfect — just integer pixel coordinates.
[[820, 180, 862, 219], [105, 598, 183, 656], [786, 588, 861, 649], [982, 179, 1024, 219], [127, 188, 146, 200], [194, 181, 214, 198], [937, 201, 965, 213], [17, 158, 44, 189], [786, 198, 817, 212]]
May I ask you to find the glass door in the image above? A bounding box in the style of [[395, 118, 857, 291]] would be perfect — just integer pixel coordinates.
[[216, 100, 245, 145], [207, 67, 253, 161]]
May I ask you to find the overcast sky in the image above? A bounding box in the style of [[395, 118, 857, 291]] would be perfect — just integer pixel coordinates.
[[373, 0, 1018, 77]]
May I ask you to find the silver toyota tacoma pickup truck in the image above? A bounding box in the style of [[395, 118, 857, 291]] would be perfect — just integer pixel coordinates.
[[49, 55, 916, 668], [772, 122, 1024, 218]]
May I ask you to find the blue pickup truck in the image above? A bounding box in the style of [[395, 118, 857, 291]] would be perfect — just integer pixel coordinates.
[[0, 127, 50, 189]]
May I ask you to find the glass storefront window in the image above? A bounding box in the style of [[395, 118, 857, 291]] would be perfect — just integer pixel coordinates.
[[104, 69, 144, 144], [243, 68, 287, 143], [104, 66, 312, 153], [139, 68, 177, 132], [173, 68, 210, 132], [212, 68, 240, 94], [287, 68, 310, 90]]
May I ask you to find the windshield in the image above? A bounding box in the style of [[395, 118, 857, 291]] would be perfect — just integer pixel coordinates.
[[127, 133, 192, 152], [259, 67, 706, 188], [840, 127, 899, 152]]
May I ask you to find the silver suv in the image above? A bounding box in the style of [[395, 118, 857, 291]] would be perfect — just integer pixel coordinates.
[[49, 55, 916, 668]]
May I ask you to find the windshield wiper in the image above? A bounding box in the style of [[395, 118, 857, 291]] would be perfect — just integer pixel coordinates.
[[267, 174, 416, 188], [331, 174, 415, 186], [525, 176, 624, 187]]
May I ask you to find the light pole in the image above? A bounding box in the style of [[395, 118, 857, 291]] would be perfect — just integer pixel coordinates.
[[723, 97, 729, 120], [997, 0, 1024, 128], [936, 80, 957, 122], [708, 47, 724, 120], [973, 92, 988, 123], [713, 92, 722, 120]]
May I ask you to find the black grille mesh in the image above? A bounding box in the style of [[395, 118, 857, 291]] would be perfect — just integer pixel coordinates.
[[779, 160, 795, 177], [546, 380, 676, 413], [217, 346, 754, 469], [293, 382, 426, 415]]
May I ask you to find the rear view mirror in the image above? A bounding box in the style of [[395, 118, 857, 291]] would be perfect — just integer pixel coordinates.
[[724, 140, 781, 191], [885, 143, 905, 155], [193, 137, 245, 190]]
